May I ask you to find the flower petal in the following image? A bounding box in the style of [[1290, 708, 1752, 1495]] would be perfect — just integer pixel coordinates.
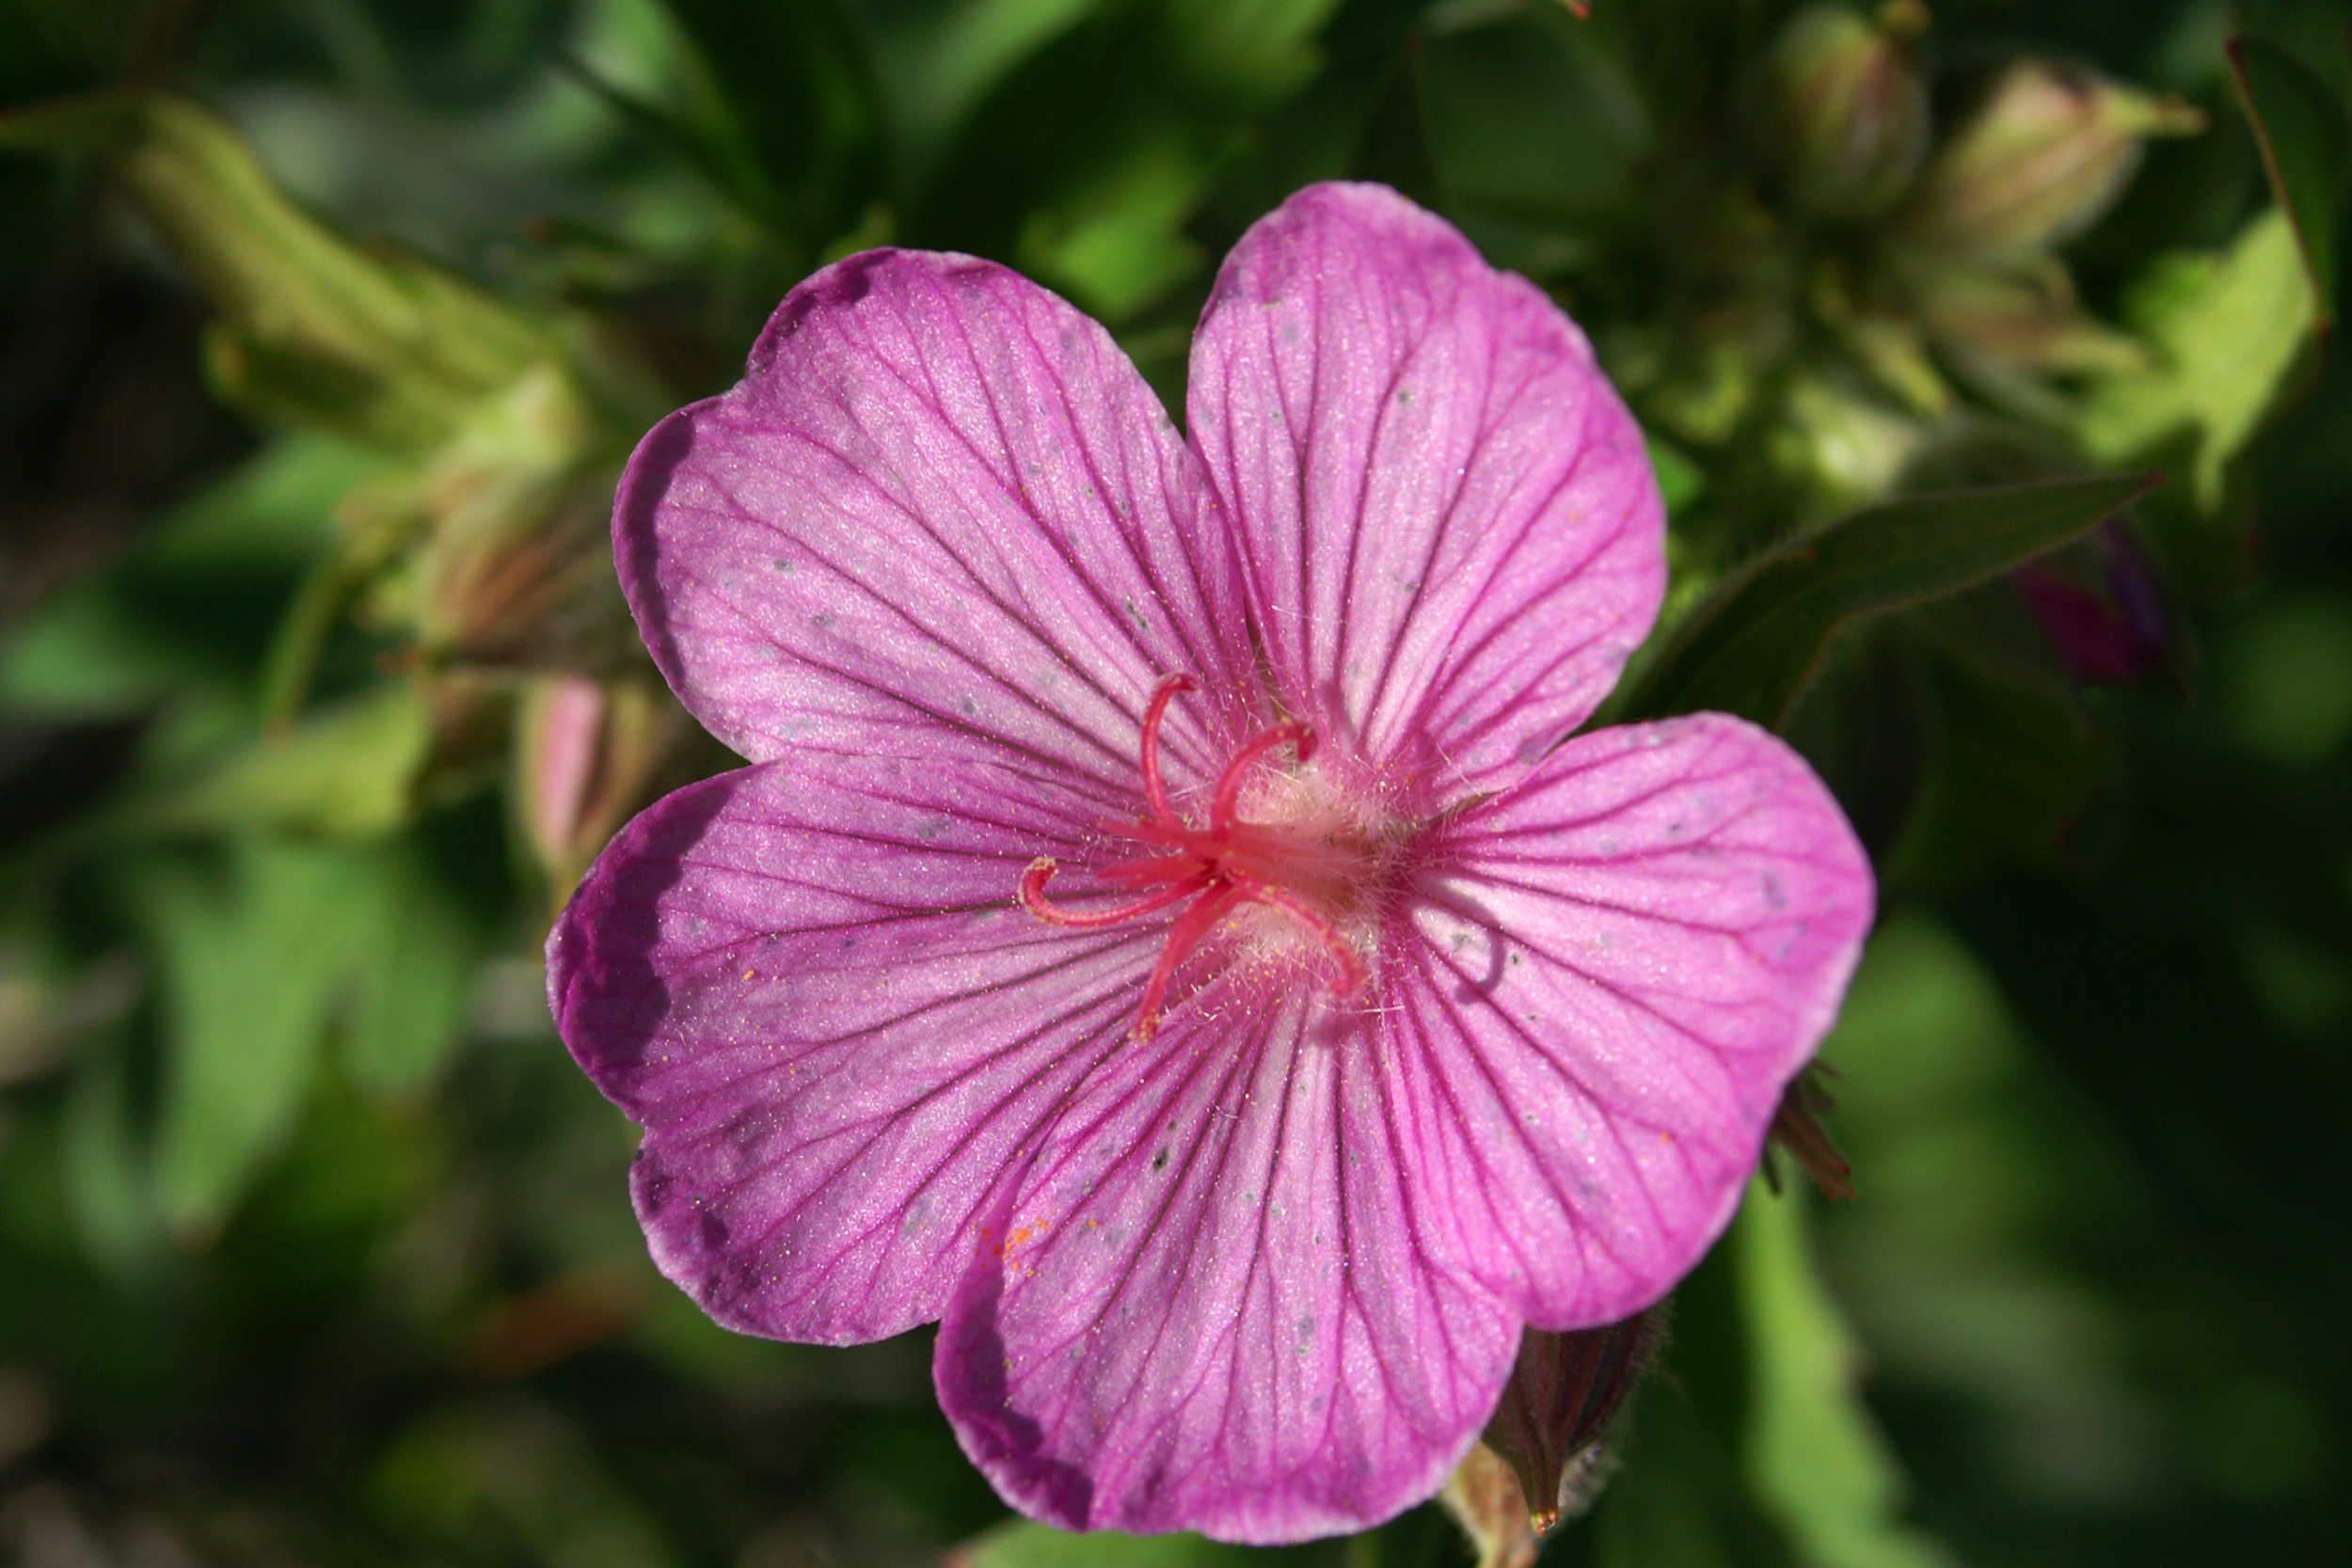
[[936, 987, 1518, 1544], [547, 750, 1170, 1344], [1187, 182, 1665, 800], [1389, 714, 1874, 1327], [615, 247, 1259, 784]]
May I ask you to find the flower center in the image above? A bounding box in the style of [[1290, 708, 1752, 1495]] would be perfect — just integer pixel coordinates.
[[1017, 673, 1379, 1042]]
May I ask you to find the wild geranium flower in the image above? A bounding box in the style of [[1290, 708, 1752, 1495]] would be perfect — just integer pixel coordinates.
[[548, 183, 1874, 1544]]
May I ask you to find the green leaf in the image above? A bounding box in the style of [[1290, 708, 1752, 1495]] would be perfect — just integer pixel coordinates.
[[1886, 619, 2118, 891], [1017, 135, 1212, 321], [1615, 474, 2159, 730], [1582, 1240, 1802, 1568], [869, 0, 1102, 169], [139, 842, 368, 1241], [554, 49, 792, 231], [0, 90, 551, 448], [1735, 1189, 1957, 1568], [1593, 1397, 1798, 1568], [341, 846, 483, 1100], [2229, 35, 2348, 333], [952, 1522, 1292, 1567], [1166, 0, 1347, 103], [1421, 7, 1649, 235], [157, 683, 435, 843], [61, 1036, 167, 1272], [2078, 210, 2318, 510], [659, 0, 886, 235], [133, 834, 479, 1238], [0, 435, 384, 710]]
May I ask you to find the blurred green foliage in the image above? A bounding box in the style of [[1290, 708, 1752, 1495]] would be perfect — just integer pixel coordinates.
[[1, 0, 2347, 1564]]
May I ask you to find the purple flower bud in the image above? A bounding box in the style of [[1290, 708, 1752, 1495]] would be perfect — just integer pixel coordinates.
[[2012, 518, 2171, 685]]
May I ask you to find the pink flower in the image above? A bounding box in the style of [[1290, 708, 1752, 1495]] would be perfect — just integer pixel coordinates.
[[548, 183, 1874, 1544]]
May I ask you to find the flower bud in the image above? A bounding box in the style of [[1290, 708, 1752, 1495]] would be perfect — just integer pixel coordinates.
[[2012, 518, 2171, 686], [1768, 1064, 1853, 1199], [1898, 59, 2204, 261], [516, 673, 684, 896], [340, 365, 638, 675], [1751, 3, 1933, 222], [1902, 255, 2149, 382], [1479, 1307, 1664, 1533]]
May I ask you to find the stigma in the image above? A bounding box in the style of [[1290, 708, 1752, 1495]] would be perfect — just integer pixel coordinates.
[[1018, 673, 1375, 1042]]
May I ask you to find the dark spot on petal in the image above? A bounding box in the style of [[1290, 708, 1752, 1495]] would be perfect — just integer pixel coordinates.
[[771, 558, 796, 573], [1151, 1147, 1170, 1173]]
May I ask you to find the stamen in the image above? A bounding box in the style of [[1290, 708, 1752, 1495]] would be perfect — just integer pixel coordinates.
[[1017, 857, 1203, 929], [1211, 721, 1313, 832], [1014, 678, 1376, 1041], [1138, 673, 1195, 827], [1222, 870, 1369, 995], [1132, 883, 1245, 1043]]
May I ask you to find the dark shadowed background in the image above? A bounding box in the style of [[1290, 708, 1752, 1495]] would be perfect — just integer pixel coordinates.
[[2, 1, 2346, 1564]]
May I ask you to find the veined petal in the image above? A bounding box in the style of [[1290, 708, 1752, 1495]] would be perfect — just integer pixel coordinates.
[[937, 986, 1518, 1544], [1188, 183, 1665, 802], [1389, 714, 1874, 1327], [615, 248, 1260, 786], [547, 750, 1169, 1344]]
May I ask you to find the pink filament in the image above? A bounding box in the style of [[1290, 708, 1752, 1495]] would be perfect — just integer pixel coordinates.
[[1016, 674, 1368, 1040]]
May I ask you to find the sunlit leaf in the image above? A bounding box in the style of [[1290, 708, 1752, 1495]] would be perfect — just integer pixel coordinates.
[[1736, 1188, 1957, 1568], [2079, 210, 2317, 509], [342, 845, 483, 1100], [952, 1520, 1293, 1567], [1017, 135, 1211, 320], [157, 684, 434, 843], [140, 841, 367, 1241], [1615, 473, 2158, 730], [0, 91, 551, 448], [2229, 35, 2348, 333]]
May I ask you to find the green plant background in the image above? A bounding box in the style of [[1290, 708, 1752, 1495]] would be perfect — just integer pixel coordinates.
[[0, 2, 2345, 1564]]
